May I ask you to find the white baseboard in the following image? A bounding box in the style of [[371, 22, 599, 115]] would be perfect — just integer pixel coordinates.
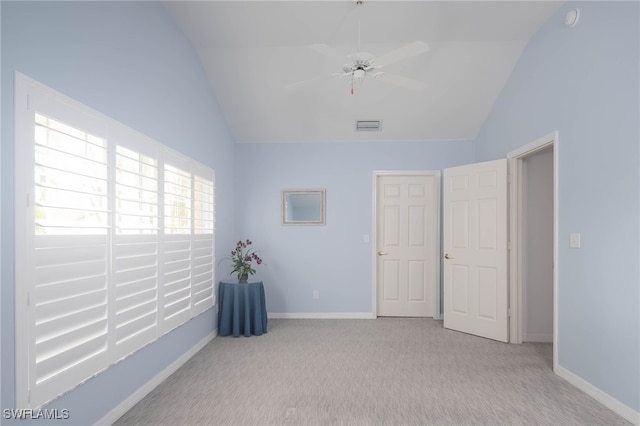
[[523, 333, 553, 342], [96, 331, 217, 426], [268, 312, 376, 319], [555, 365, 639, 425]]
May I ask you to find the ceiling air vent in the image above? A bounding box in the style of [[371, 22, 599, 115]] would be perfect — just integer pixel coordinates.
[[355, 120, 382, 132]]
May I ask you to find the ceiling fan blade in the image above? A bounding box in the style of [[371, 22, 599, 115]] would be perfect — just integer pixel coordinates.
[[374, 41, 429, 67], [309, 43, 346, 65], [376, 72, 427, 91]]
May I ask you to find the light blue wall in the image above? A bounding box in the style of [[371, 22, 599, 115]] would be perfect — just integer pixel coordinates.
[[474, 1, 639, 412], [1, 1, 236, 423], [234, 141, 474, 313]]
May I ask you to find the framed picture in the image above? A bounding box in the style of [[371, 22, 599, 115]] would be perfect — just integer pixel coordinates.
[[281, 189, 325, 226]]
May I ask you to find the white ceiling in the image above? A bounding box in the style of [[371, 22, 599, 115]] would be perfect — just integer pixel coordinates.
[[165, 1, 563, 143]]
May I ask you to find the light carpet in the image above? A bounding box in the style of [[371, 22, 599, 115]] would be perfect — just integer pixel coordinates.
[[114, 318, 629, 425]]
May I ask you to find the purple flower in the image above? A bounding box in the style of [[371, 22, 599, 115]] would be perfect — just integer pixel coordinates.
[[225, 238, 264, 277]]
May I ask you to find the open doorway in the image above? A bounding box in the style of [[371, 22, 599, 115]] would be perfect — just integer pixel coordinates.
[[508, 132, 558, 368], [521, 146, 554, 342]]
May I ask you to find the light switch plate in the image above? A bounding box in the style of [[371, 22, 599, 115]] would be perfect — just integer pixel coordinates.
[[570, 233, 581, 248]]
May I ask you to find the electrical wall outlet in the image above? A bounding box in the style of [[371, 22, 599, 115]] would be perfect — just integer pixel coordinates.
[[313, 290, 319, 300]]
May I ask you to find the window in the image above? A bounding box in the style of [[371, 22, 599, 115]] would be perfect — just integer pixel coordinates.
[[14, 73, 215, 409], [115, 145, 159, 235], [35, 113, 109, 234]]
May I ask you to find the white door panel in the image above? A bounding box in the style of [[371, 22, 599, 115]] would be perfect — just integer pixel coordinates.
[[443, 159, 508, 342], [377, 174, 438, 317]]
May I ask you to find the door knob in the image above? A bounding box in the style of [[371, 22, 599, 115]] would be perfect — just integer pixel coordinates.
[[444, 253, 453, 259], [378, 251, 388, 256]]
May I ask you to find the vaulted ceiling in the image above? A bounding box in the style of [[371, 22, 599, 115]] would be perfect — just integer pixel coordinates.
[[165, 1, 563, 143]]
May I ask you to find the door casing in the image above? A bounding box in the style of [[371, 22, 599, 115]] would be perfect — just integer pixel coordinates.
[[507, 131, 558, 369], [372, 171, 441, 318]]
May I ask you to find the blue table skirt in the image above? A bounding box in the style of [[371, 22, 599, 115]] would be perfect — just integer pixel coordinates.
[[218, 281, 268, 337]]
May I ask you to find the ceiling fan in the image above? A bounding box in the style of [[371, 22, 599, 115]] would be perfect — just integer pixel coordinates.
[[286, 1, 429, 95]]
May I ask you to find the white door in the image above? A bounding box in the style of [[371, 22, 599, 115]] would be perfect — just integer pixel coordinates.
[[376, 174, 439, 317], [443, 159, 508, 342]]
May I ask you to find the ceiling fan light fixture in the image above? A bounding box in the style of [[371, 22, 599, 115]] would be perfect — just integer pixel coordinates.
[[353, 69, 366, 80]]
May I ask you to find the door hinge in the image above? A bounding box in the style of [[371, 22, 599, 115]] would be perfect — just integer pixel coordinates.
[[508, 308, 512, 318], [507, 241, 512, 250]]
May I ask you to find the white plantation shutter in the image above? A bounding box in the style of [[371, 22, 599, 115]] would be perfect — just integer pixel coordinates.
[[15, 74, 216, 409], [29, 111, 110, 409], [113, 141, 159, 360], [115, 145, 159, 235], [191, 171, 215, 315], [34, 113, 109, 235], [113, 234, 158, 359], [161, 160, 193, 333], [33, 236, 109, 405]]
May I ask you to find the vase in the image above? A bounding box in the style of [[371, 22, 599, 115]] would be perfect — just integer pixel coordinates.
[[238, 274, 248, 283]]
